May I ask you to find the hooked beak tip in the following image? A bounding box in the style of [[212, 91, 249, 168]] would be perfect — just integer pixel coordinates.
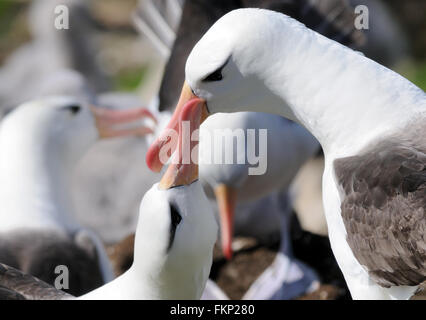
[[223, 247, 233, 260], [215, 184, 237, 261]]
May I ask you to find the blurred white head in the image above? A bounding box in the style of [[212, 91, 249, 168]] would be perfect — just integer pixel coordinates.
[[0, 96, 155, 232], [1, 97, 98, 166]]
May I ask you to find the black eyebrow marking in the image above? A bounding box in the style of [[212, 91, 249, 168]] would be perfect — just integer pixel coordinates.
[[62, 104, 81, 115], [202, 56, 231, 82], [167, 203, 182, 252]]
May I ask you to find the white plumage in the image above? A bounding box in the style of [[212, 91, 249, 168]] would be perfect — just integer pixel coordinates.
[[0, 97, 115, 284], [80, 180, 217, 299], [151, 8, 426, 299]]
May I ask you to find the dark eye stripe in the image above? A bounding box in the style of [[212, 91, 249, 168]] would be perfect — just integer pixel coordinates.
[[202, 57, 230, 82], [167, 203, 182, 252], [62, 104, 81, 115], [203, 69, 223, 82]]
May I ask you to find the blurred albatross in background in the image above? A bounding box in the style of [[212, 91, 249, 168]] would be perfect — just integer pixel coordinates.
[[0, 96, 154, 295]]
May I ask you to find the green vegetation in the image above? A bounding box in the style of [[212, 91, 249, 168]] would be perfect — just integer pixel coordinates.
[[401, 60, 426, 91], [410, 61, 426, 91], [114, 65, 149, 92], [0, 1, 16, 35], [0, 1, 25, 35]]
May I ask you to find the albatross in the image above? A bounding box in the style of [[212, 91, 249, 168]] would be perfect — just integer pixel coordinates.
[[0, 96, 155, 295], [0, 98, 217, 299], [146, 9, 426, 300]]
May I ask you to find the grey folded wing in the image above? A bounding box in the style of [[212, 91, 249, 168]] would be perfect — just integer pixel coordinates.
[[0, 263, 74, 300]]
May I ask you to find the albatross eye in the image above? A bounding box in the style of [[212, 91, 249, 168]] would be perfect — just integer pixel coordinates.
[[203, 68, 223, 82], [202, 57, 230, 82], [167, 204, 182, 251], [64, 104, 81, 115], [170, 204, 182, 229]]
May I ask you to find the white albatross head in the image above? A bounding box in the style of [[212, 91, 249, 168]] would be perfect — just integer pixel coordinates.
[[0, 95, 156, 232], [146, 8, 299, 172], [131, 179, 217, 299], [0, 96, 156, 167], [186, 9, 286, 115]]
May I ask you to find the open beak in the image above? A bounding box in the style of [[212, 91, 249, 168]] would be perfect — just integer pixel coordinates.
[[158, 97, 205, 189], [146, 81, 209, 173], [91, 105, 157, 139], [215, 184, 237, 260]]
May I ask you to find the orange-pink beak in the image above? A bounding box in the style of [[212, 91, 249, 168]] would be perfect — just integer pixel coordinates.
[[146, 82, 237, 259], [91, 105, 157, 139], [147, 81, 209, 189], [146, 82, 208, 173], [158, 96, 208, 189]]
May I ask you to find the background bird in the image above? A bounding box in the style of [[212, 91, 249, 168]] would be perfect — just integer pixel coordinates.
[[0, 96, 153, 295], [0, 110, 217, 299]]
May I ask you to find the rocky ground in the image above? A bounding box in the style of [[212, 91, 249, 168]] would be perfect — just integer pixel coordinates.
[[209, 214, 350, 300]]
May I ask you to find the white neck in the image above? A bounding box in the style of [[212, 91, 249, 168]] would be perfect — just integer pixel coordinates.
[[81, 244, 212, 300], [255, 17, 426, 158], [0, 129, 78, 232], [80, 182, 216, 300]]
